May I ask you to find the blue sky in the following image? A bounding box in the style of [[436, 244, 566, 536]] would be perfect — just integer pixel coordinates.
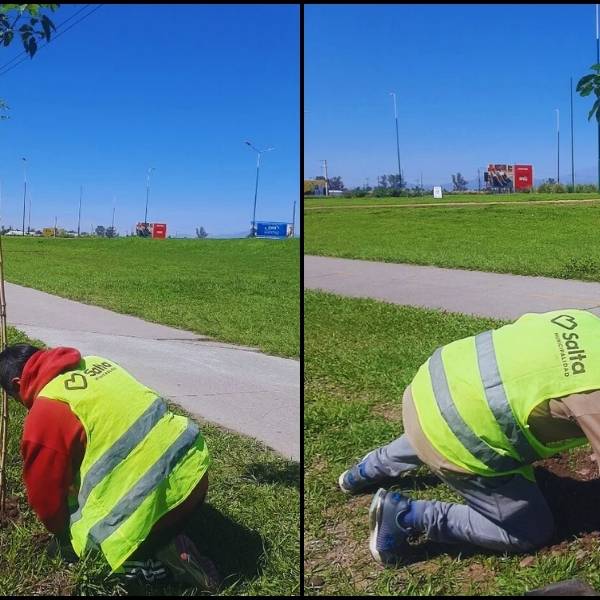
[[305, 4, 600, 189], [0, 4, 299, 236]]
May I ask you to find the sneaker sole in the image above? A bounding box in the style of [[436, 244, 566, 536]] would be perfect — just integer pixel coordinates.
[[338, 471, 353, 494], [368, 488, 386, 564]]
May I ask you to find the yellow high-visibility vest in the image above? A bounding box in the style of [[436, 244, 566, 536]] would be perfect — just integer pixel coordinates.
[[411, 310, 600, 481], [39, 355, 210, 572]]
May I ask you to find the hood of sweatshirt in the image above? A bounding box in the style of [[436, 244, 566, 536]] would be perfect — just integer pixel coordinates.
[[19, 347, 82, 409]]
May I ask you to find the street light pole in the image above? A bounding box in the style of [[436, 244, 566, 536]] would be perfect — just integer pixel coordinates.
[[389, 92, 402, 192], [21, 158, 27, 236], [556, 108, 560, 184], [144, 167, 155, 227], [244, 141, 274, 236], [77, 185, 82, 237], [571, 76, 576, 190]]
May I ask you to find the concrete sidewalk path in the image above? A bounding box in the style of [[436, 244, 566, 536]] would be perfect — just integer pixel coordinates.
[[305, 255, 600, 320], [5, 282, 299, 461]]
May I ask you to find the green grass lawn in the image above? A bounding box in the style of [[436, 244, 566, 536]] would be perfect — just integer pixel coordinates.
[[304, 290, 600, 596], [1, 237, 299, 358], [304, 192, 600, 209], [0, 327, 299, 596], [304, 202, 600, 281]]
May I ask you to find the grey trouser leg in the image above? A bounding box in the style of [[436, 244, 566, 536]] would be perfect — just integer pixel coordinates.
[[416, 472, 555, 552], [360, 433, 423, 480], [362, 434, 555, 552]]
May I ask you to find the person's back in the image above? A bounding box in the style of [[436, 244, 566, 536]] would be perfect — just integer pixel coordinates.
[[0, 344, 218, 590]]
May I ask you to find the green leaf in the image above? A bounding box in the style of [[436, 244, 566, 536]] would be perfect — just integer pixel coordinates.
[[577, 74, 595, 89], [588, 97, 600, 121], [26, 35, 36, 57]]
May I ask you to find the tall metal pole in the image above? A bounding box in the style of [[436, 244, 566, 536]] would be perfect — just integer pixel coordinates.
[[252, 152, 260, 236], [597, 5, 600, 191], [571, 77, 575, 190], [27, 191, 31, 235], [291, 199, 296, 237], [556, 108, 560, 183], [245, 142, 274, 237], [322, 159, 329, 196], [144, 167, 154, 226], [77, 185, 82, 237], [21, 158, 26, 236], [390, 92, 402, 192], [111, 196, 116, 232]]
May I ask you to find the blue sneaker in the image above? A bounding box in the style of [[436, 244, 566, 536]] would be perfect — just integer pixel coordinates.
[[338, 452, 376, 494], [368, 488, 415, 565]]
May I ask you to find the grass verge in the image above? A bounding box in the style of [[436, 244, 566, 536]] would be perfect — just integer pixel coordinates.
[[0, 327, 299, 596], [304, 290, 600, 596], [2, 237, 299, 358], [304, 203, 600, 281]]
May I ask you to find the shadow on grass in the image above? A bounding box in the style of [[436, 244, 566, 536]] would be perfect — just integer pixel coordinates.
[[534, 467, 600, 544], [241, 461, 300, 489], [186, 503, 266, 585]]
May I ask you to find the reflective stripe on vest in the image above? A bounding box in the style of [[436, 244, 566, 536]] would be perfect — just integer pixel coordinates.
[[474, 331, 540, 465], [429, 347, 523, 472], [70, 397, 168, 526], [88, 419, 199, 547]]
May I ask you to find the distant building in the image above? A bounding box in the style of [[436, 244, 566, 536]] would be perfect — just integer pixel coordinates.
[[304, 179, 328, 196]]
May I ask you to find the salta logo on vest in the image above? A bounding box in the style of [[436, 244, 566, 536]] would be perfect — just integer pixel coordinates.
[[551, 314, 587, 376], [63, 361, 116, 391]]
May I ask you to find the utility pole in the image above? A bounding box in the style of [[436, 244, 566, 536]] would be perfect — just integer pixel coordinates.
[[21, 158, 26, 236], [556, 108, 560, 183], [144, 167, 155, 226], [389, 92, 402, 192], [27, 190, 31, 235], [111, 196, 116, 235], [77, 185, 82, 237], [570, 77, 575, 189], [321, 159, 329, 196]]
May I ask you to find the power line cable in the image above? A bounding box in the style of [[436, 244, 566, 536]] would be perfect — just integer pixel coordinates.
[[0, 4, 103, 78]]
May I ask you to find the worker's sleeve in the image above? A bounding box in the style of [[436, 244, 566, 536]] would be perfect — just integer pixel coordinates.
[[558, 391, 600, 474], [21, 439, 71, 534], [21, 398, 86, 535]]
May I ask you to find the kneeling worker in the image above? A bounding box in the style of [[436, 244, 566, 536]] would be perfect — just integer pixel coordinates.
[[339, 309, 600, 564], [0, 343, 217, 589]]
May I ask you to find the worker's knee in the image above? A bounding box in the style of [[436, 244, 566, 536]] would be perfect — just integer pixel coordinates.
[[507, 514, 555, 552]]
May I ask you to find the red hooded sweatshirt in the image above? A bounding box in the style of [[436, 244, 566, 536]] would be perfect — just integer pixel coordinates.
[[20, 347, 86, 534]]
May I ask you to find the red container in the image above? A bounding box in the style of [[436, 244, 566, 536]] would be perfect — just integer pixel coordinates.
[[152, 223, 167, 239], [514, 165, 533, 190]]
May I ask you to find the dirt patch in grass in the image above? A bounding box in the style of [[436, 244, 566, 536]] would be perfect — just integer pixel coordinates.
[[534, 448, 600, 548], [0, 496, 22, 528]]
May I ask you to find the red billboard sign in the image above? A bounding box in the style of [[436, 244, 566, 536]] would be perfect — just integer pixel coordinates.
[[152, 223, 167, 239], [514, 165, 533, 190]]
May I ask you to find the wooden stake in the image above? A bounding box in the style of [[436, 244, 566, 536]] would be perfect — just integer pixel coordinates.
[[0, 233, 8, 515]]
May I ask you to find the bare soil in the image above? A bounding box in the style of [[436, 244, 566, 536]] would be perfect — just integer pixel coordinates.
[[0, 496, 21, 528], [534, 448, 600, 546]]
